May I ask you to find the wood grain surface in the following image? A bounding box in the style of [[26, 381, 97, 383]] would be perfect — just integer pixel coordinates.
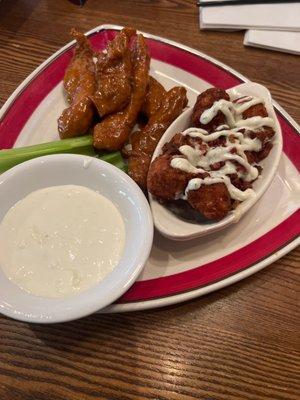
[[0, 1, 299, 399]]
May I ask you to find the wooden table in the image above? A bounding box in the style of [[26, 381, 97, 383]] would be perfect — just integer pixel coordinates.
[[0, 1, 299, 399]]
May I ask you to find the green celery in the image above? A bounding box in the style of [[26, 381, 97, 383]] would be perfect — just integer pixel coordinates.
[[0, 135, 126, 173]]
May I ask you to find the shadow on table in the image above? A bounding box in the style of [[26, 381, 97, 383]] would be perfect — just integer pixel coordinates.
[[0, 0, 36, 32]]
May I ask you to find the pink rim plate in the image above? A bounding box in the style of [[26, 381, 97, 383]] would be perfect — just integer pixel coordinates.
[[0, 25, 299, 313]]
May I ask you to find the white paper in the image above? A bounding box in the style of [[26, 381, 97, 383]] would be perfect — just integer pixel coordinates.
[[200, 3, 300, 31], [244, 30, 300, 55]]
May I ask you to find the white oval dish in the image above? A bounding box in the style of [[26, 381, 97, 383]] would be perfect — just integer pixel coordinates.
[[149, 82, 283, 241], [0, 154, 153, 323]]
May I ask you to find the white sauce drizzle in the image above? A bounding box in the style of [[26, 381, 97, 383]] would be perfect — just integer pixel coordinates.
[[216, 124, 229, 131], [234, 98, 262, 114], [186, 176, 254, 202], [170, 95, 275, 202], [235, 116, 274, 130], [170, 158, 205, 174], [200, 100, 236, 127], [199, 96, 275, 131]]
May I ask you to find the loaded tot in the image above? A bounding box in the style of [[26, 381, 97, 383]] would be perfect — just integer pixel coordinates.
[[147, 87, 275, 221]]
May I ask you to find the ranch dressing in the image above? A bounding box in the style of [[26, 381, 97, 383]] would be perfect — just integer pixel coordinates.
[[0, 185, 125, 298]]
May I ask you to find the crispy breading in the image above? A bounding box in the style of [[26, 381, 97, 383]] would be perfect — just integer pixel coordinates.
[[191, 88, 230, 132], [187, 183, 231, 220], [147, 154, 208, 201]]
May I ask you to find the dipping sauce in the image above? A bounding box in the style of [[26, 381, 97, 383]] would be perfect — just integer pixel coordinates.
[[0, 185, 125, 298]]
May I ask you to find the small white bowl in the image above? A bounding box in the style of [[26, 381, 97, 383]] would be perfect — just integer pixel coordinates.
[[0, 154, 153, 323], [149, 82, 283, 241]]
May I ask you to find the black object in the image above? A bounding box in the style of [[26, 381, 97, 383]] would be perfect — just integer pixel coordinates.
[[68, 0, 87, 5]]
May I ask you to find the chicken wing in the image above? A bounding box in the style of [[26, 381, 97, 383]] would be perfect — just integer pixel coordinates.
[[93, 34, 150, 151], [58, 29, 96, 139], [128, 86, 188, 189], [141, 76, 166, 119], [91, 27, 136, 118]]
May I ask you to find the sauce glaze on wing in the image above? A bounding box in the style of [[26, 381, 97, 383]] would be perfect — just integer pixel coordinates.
[[63, 29, 94, 103], [128, 86, 188, 189], [141, 76, 167, 119], [91, 27, 136, 118], [58, 29, 96, 139], [93, 34, 150, 151]]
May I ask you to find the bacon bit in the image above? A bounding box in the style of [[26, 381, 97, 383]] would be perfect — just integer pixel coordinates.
[[227, 174, 253, 191], [209, 136, 226, 148], [231, 160, 246, 174], [236, 164, 246, 174], [195, 171, 210, 179]]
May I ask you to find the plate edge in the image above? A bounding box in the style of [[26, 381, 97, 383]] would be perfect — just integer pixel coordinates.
[[103, 236, 300, 313], [0, 24, 299, 313]]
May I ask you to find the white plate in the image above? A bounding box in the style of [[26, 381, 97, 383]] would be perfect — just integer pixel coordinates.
[[149, 82, 283, 240], [0, 155, 153, 322], [0, 25, 299, 313]]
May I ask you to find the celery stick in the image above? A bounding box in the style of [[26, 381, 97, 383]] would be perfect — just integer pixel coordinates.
[[0, 135, 126, 173], [0, 135, 94, 173]]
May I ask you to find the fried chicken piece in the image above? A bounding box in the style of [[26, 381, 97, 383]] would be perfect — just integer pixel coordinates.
[[122, 82, 182, 158], [187, 183, 231, 220], [93, 34, 150, 151], [147, 154, 196, 201], [128, 86, 188, 189], [58, 29, 96, 139], [243, 104, 275, 144], [161, 133, 186, 156], [148, 153, 208, 201], [128, 152, 151, 190], [91, 27, 136, 117], [141, 76, 167, 119], [241, 103, 275, 163], [191, 88, 230, 132]]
